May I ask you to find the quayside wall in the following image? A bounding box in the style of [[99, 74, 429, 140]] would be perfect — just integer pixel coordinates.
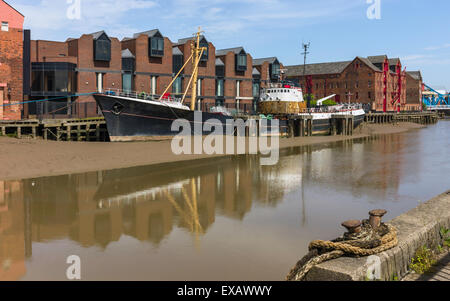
[[303, 191, 450, 281]]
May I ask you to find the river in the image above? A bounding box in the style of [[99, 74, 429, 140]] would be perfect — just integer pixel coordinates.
[[0, 121, 449, 281]]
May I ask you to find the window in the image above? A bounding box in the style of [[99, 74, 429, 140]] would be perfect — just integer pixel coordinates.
[[252, 82, 260, 98], [94, 35, 111, 62], [173, 53, 184, 73], [200, 38, 209, 62], [236, 54, 247, 72], [236, 80, 241, 98], [122, 73, 132, 92], [368, 91, 372, 99], [271, 63, 280, 80], [216, 79, 224, 97], [151, 76, 157, 95], [368, 80, 372, 88], [197, 79, 202, 96], [31, 62, 77, 96], [96, 73, 104, 93], [150, 37, 164, 57], [173, 77, 183, 95], [1, 22, 8, 32]]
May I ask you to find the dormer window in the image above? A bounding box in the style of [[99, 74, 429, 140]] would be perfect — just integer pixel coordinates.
[[270, 62, 280, 80], [150, 36, 164, 57], [200, 37, 209, 62], [93, 32, 111, 62], [236, 51, 247, 72], [173, 48, 184, 74]]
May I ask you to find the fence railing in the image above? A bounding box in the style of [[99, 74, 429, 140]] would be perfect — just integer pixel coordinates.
[[25, 101, 102, 120]]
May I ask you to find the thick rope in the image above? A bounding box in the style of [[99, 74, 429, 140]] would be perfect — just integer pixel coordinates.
[[286, 222, 398, 281]]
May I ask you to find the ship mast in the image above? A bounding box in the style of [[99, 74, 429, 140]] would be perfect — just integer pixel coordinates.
[[160, 27, 206, 111], [190, 28, 207, 111]]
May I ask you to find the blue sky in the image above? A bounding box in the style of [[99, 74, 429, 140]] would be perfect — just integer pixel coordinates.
[[10, 0, 450, 90]]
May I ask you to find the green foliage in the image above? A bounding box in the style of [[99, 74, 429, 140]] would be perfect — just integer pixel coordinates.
[[440, 227, 450, 247], [422, 102, 427, 111], [409, 245, 437, 274]]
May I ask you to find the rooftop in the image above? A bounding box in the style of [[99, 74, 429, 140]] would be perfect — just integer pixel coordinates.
[[407, 71, 423, 81], [253, 57, 279, 66], [133, 29, 161, 39], [285, 61, 351, 77], [216, 47, 245, 56]]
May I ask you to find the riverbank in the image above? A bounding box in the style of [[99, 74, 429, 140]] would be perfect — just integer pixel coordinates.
[[0, 122, 425, 181]]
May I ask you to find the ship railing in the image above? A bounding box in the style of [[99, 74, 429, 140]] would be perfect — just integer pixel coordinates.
[[304, 103, 363, 113], [101, 88, 183, 103]]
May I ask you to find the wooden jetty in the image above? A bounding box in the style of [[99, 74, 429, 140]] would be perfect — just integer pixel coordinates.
[[365, 112, 439, 125], [0, 120, 39, 139], [0, 118, 108, 141]]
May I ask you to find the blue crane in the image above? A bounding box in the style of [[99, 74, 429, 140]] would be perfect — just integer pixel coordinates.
[[422, 84, 449, 107]]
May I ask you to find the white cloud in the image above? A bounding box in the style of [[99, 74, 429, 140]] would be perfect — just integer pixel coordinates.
[[16, 0, 157, 40], [424, 43, 450, 51]]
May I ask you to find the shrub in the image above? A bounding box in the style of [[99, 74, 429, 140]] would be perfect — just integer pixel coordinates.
[[409, 245, 436, 274]]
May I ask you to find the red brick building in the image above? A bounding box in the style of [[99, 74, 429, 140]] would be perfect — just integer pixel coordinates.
[[0, 0, 24, 120], [29, 31, 123, 117], [121, 29, 173, 97], [405, 71, 423, 111], [286, 55, 414, 112], [215, 47, 254, 112], [253, 57, 282, 88]]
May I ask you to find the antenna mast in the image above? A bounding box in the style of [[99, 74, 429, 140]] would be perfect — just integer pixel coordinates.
[[302, 42, 310, 77], [302, 42, 311, 108]]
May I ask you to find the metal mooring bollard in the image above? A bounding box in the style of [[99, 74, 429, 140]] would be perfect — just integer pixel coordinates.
[[369, 209, 387, 229], [341, 220, 362, 234]]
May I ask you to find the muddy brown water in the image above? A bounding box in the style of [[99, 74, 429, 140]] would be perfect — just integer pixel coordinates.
[[1, 121, 449, 281]]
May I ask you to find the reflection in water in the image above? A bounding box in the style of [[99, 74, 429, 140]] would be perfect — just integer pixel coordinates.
[[1, 122, 449, 280]]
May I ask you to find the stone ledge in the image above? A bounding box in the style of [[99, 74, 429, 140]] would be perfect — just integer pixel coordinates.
[[304, 191, 450, 281]]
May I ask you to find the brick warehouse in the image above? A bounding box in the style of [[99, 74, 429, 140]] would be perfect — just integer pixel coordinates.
[[285, 55, 422, 112], [0, 0, 24, 120], [406, 71, 423, 111]]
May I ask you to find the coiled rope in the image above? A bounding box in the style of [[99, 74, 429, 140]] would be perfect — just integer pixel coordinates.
[[286, 220, 398, 281]]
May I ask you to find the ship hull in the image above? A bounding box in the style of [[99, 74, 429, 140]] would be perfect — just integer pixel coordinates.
[[298, 110, 366, 135], [94, 94, 237, 141]]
